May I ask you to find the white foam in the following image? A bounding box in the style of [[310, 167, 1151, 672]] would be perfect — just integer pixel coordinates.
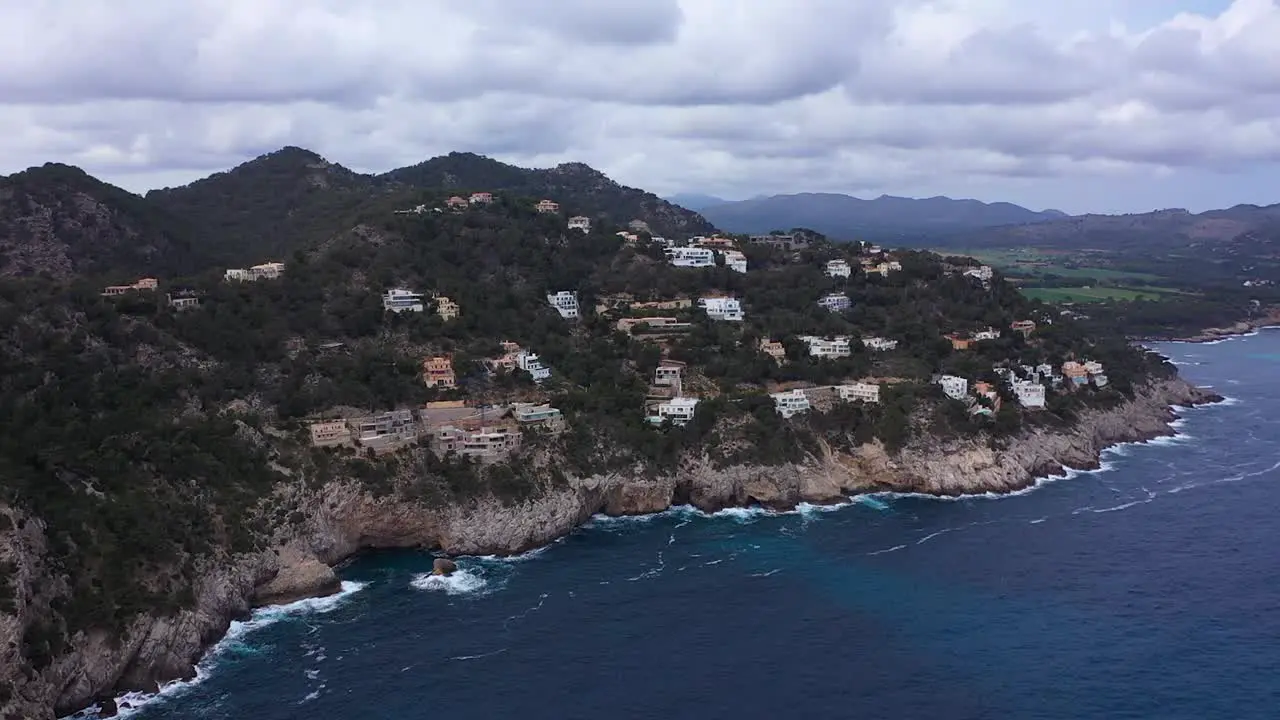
[[65, 581, 367, 720], [410, 569, 488, 596]]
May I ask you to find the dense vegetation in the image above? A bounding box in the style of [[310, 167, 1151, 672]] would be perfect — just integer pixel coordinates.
[[0, 151, 1174, 659]]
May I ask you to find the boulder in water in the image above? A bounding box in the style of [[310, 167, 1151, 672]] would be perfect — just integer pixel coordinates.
[[432, 558, 458, 576], [98, 697, 119, 718]]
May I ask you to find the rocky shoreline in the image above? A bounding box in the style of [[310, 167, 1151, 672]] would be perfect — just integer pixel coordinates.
[[4, 377, 1220, 719], [1159, 310, 1280, 344]]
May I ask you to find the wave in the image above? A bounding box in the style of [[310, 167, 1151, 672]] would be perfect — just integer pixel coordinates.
[[410, 568, 489, 596], [65, 581, 368, 720]]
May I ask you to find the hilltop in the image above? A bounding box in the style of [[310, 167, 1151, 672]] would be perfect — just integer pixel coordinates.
[[0, 158, 1208, 719], [690, 192, 1066, 241]]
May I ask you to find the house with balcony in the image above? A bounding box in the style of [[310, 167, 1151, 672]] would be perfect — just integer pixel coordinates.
[[513, 403, 565, 433], [167, 292, 200, 310], [102, 277, 159, 296], [863, 260, 902, 277], [383, 288, 426, 313], [616, 317, 694, 336], [973, 327, 1002, 341], [1062, 361, 1090, 387], [225, 262, 285, 282], [759, 338, 787, 364], [447, 196, 469, 210], [428, 423, 521, 462], [723, 250, 748, 273], [699, 296, 744, 322], [435, 296, 460, 321], [648, 396, 700, 426], [516, 350, 552, 382], [825, 259, 852, 278], [422, 355, 456, 389], [1011, 320, 1036, 338], [946, 333, 974, 351], [536, 199, 560, 213], [937, 375, 969, 400], [667, 246, 717, 268], [654, 362, 684, 388], [838, 383, 881, 404], [817, 293, 852, 313], [862, 337, 898, 351], [469, 192, 493, 204], [353, 409, 420, 454], [486, 341, 525, 374], [1011, 380, 1046, 408], [749, 233, 810, 251], [547, 290, 580, 319], [308, 419, 352, 448], [1083, 361, 1108, 387], [568, 216, 591, 232], [800, 335, 852, 359], [771, 389, 811, 418]]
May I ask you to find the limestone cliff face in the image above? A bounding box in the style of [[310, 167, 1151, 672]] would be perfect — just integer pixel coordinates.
[[0, 378, 1216, 719]]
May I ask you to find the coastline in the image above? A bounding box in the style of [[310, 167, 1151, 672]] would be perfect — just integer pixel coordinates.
[[1152, 311, 1280, 344], [21, 377, 1220, 720]]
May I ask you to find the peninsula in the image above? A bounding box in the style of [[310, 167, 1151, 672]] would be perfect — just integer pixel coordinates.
[[0, 149, 1219, 719]]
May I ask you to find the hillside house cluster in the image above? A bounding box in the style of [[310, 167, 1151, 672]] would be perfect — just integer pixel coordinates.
[[818, 293, 852, 313], [547, 291, 580, 319], [1062, 360, 1108, 388], [487, 341, 552, 382], [964, 265, 994, 282], [102, 277, 158, 296], [568, 216, 591, 232], [224, 262, 284, 282], [699, 296, 744, 322]]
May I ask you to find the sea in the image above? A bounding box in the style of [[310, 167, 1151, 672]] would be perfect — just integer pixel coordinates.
[[75, 329, 1280, 720]]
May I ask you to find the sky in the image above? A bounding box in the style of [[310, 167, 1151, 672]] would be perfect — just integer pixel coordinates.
[[2, 0, 1278, 214]]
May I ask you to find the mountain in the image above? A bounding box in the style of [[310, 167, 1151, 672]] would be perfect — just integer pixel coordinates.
[[947, 203, 1280, 252], [664, 193, 728, 211], [0, 163, 198, 279], [382, 152, 716, 238], [696, 192, 1067, 241]]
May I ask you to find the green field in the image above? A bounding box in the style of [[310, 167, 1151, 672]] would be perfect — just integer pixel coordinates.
[[942, 248, 1167, 283], [1019, 286, 1183, 303]]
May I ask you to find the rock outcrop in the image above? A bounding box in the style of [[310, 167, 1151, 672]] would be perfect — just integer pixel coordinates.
[[0, 378, 1217, 719]]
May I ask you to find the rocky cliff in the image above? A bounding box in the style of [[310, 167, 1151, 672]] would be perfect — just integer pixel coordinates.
[[0, 377, 1216, 719]]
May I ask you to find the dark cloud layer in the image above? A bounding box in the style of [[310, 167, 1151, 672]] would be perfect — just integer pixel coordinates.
[[1, 0, 1278, 213]]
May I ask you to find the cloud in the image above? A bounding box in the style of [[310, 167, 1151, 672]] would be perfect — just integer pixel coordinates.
[[1, 0, 1279, 214]]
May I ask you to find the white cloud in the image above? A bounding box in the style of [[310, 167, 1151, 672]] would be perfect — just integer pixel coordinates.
[[0, 0, 1277, 213]]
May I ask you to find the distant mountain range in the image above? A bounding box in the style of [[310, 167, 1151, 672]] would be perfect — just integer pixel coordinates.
[[669, 192, 1067, 241]]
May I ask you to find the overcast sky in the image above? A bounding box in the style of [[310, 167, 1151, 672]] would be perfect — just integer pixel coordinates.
[[2, 0, 1278, 214]]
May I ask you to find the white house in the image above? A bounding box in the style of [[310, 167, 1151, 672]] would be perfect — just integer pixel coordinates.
[[964, 265, 994, 282], [649, 397, 699, 426], [862, 337, 898, 351], [1083, 361, 1109, 387], [516, 351, 552, 382], [667, 246, 717, 268], [800, 335, 852, 358], [818, 293, 852, 313], [700, 296, 744, 322], [568, 216, 591, 232], [771, 389, 811, 418], [838, 383, 881, 404], [1012, 380, 1046, 408], [723, 250, 748, 273], [225, 262, 285, 282], [383, 288, 426, 313], [547, 291, 580, 319], [825, 259, 852, 278], [974, 327, 1002, 341], [938, 375, 969, 400], [654, 363, 683, 387]]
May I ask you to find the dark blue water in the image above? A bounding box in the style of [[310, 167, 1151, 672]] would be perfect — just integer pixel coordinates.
[[95, 331, 1280, 719]]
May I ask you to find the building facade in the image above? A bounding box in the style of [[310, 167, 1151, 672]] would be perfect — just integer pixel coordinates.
[[771, 389, 811, 418], [383, 288, 425, 313], [699, 296, 744, 322], [838, 383, 881, 403], [547, 291, 580, 319]]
